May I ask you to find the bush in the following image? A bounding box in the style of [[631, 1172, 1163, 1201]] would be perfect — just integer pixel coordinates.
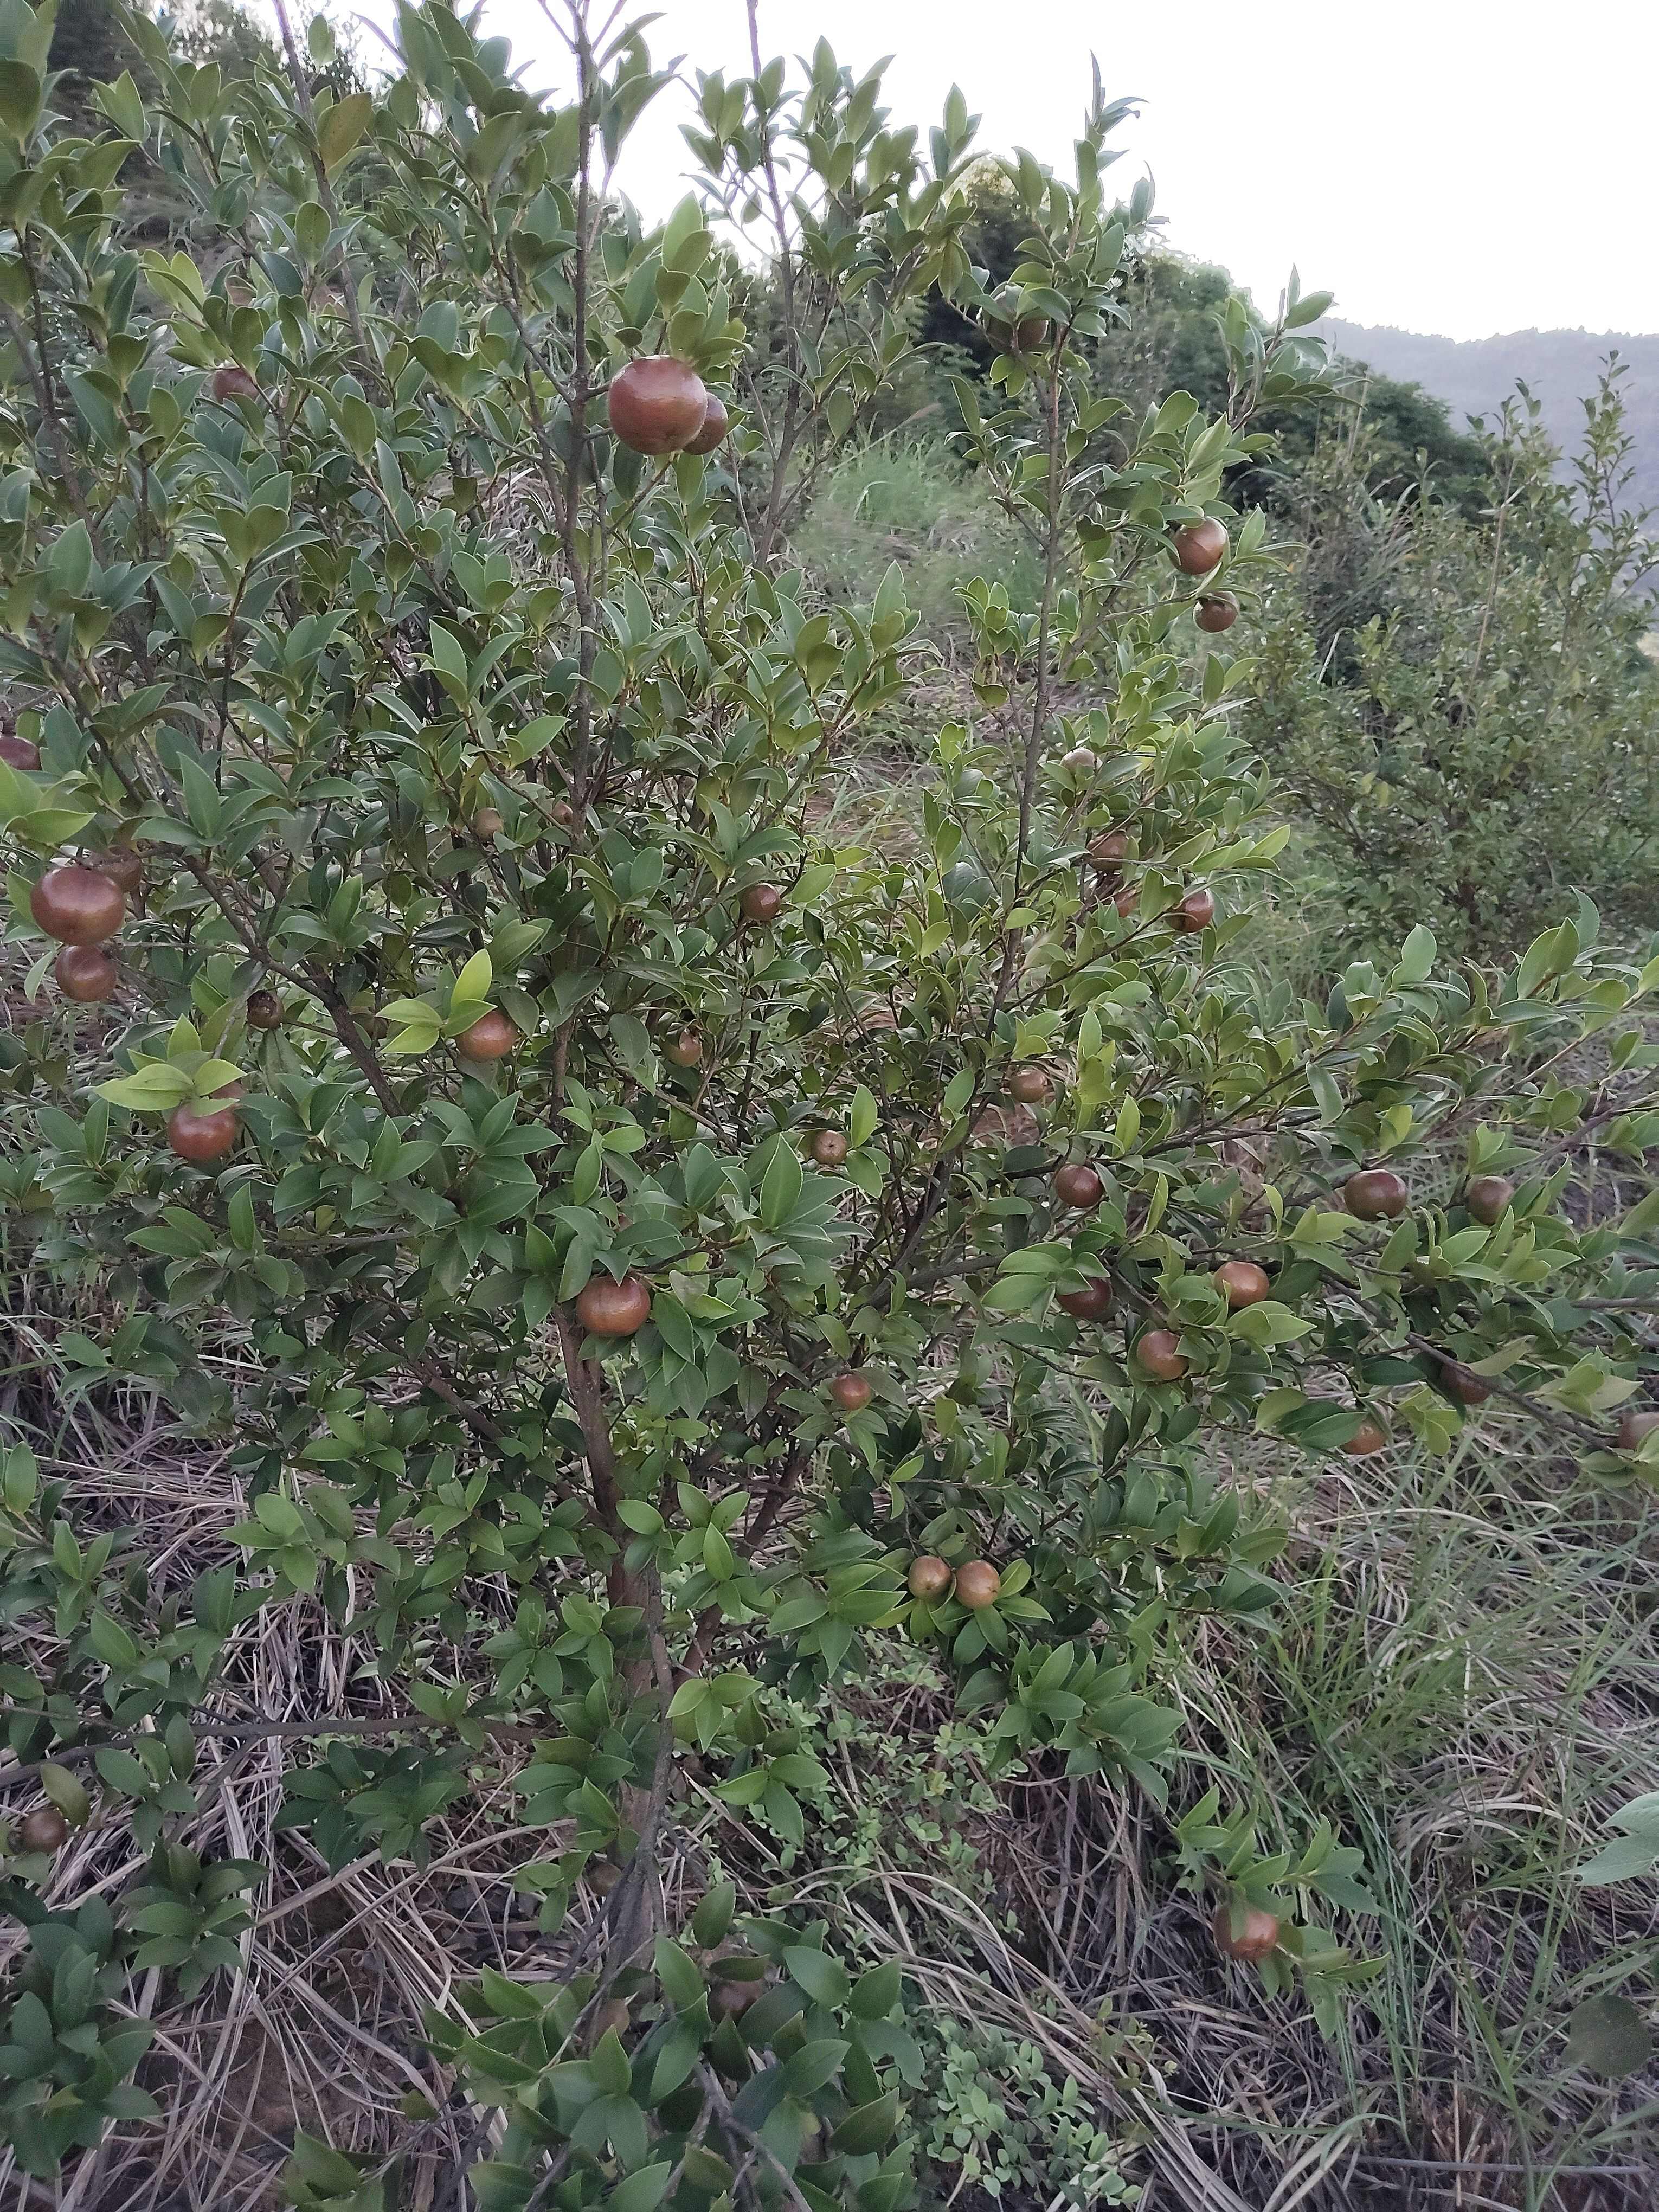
[[6, 4, 1659, 2203]]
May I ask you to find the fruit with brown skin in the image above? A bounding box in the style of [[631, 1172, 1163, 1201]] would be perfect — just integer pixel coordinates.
[[1342, 1167, 1408, 1220], [551, 800, 576, 827], [587, 1859, 622, 1894], [54, 945, 117, 1002], [1465, 1174, 1514, 1225], [0, 731, 40, 769], [575, 1272, 652, 1338], [1212, 1902, 1280, 1961], [985, 285, 1052, 352], [1057, 1276, 1113, 1320], [591, 1998, 631, 2041], [829, 1371, 872, 1414], [1088, 829, 1130, 868], [1616, 1407, 1659, 1451], [740, 882, 785, 923], [30, 865, 125, 945], [1195, 592, 1239, 633], [685, 393, 730, 454], [1061, 745, 1098, 775], [953, 1559, 1002, 1610], [1343, 1416, 1388, 1456], [809, 1129, 848, 1166], [1052, 1161, 1104, 1210], [1007, 1065, 1053, 1106], [1214, 1259, 1270, 1308], [19, 1806, 69, 1853], [607, 356, 709, 455], [663, 1030, 704, 1068], [168, 1101, 239, 1163], [472, 808, 505, 839], [1173, 517, 1228, 575], [210, 363, 261, 403], [1113, 885, 1141, 919], [456, 1009, 517, 1061], [95, 846, 146, 896], [1136, 1328, 1189, 1381], [710, 1976, 763, 2018], [1436, 1358, 1492, 1407], [907, 1554, 953, 1602], [1176, 886, 1216, 932], [247, 989, 284, 1030]]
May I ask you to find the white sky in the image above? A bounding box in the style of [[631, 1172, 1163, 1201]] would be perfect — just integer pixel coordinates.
[[331, 1, 1659, 341]]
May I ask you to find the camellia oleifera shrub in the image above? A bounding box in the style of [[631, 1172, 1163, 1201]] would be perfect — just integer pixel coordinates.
[[6, 0, 1659, 2197]]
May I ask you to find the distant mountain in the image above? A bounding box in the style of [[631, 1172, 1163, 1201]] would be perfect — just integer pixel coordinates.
[[1315, 318, 1659, 516]]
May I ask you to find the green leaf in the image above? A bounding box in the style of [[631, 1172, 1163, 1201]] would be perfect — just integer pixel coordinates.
[[831, 2089, 900, 2156], [318, 91, 374, 171], [605, 2163, 674, 2212], [758, 1135, 804, 1229], [783, 1946, 850, 2008]]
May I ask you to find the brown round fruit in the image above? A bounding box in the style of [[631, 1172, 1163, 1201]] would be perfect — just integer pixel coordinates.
[[247, 988, 284, 1030], [30, 864, 125, 946], [1173, 517, 1229, 576], [1212, 1902, 1280, 1962], [1343, 1416, 1388, 1456], [210, 363, 261, 404], [1465, 1174, 1514, 1226], [19, 1805, 69, 1854], [591, 1999, 631, 2041], [472, 808, 505, 839], [1195, 592, 1239, 633], [684, 393, 730, 455], [1052, 1161, 1105, 1210], [1176, 886, 1216, 933], [168, 1102, 239, 1163], [663, 1030, 704, 1068], [710, 1977, 763, 2019], [1616, 1408, 1659, 1451], [1136, 1328, 1189, 1382], [740, 882, 785, 924], [1057, 1276, 1113, 1320], [53, 944, 117, 1003], [456, 1009, 517, 1062], [1436, 1358, 1492, 1408], [606, 356, 709, 456], [551, 800, 576, 827], [907, 1554, 953, 1602], [809, 1129, 848, 1167], [953, 1559, 1002, 1610], [1088, 829, 1130, 868], [587, 1858, 623, 1894], [1342, 1168, 1408, 1221], [829, 1371, 873, 1414], [1062, 745, 1098, 775], [576, 1272, 652, 1338], [95, 846, 146, 896], [1114, 885, 1141, 919], [1007, 1065, 1053, 1107], [0, 731, 40, 769], [1214, 1260, 1270, 1309]]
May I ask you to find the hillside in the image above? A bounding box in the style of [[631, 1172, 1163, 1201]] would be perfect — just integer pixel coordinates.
[[1317, 316, 1659, 511]]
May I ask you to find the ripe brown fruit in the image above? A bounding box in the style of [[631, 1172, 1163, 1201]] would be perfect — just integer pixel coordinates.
[[953, 1559, 1002, 1610], [1176, 886, 1216, 933], [1436, 1358, 1492, 1408], [1136, 1328, 1189, 1381], [809, 1129, 848, 1167], [1052, 1161, 1105, 1210], [1195, 592, 1239, 633], [1616, 1407, 1659, 1451], [710, 1976, 763, 2018], [1173, 517, 1229, 576], [1214, 1259, 1270, 1309], [1465, 1174, 1514, 1226], [30, 864, 125, 945], [95, 846, 146, 896], [607, 356, 709, 455], [168, 1101, 239, 1163], [1212, 1902, 1280, 1962], [551, 799, 576, 827], [740, 882, 785, 924], [0, 731, 40, 769], [591, 1999, 631, 2041], [210, 363, 261, 404], [456, 1009, 518, 1061], [1007, 1065, 1053, 1107], [1057, 1276, 1113, 1320], [1088, 829, 1130, 869], [576, 1272, 652, 1338], [685, 393, 730, 454], [1342, 1168, 1408, 1221], [663, 1030, 704, 1068], [587, 1857, 623, 1894], [829, 1371, 873, 1414], [247, 988, 284, 1031], [907, 1554, 953, 1602], [1114, 885, 1141, 919], [472, 807, 505, 839], [1343, 1416, 1388, 1456], [985, 285, 1052, 352], [53, 944, 117, 1003], [1061, 745, 1098, 775], [19, 1805, 69, 1854]]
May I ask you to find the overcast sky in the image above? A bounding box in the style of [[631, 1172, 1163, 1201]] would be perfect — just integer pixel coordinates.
[[340, 1, 1659, 340]]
